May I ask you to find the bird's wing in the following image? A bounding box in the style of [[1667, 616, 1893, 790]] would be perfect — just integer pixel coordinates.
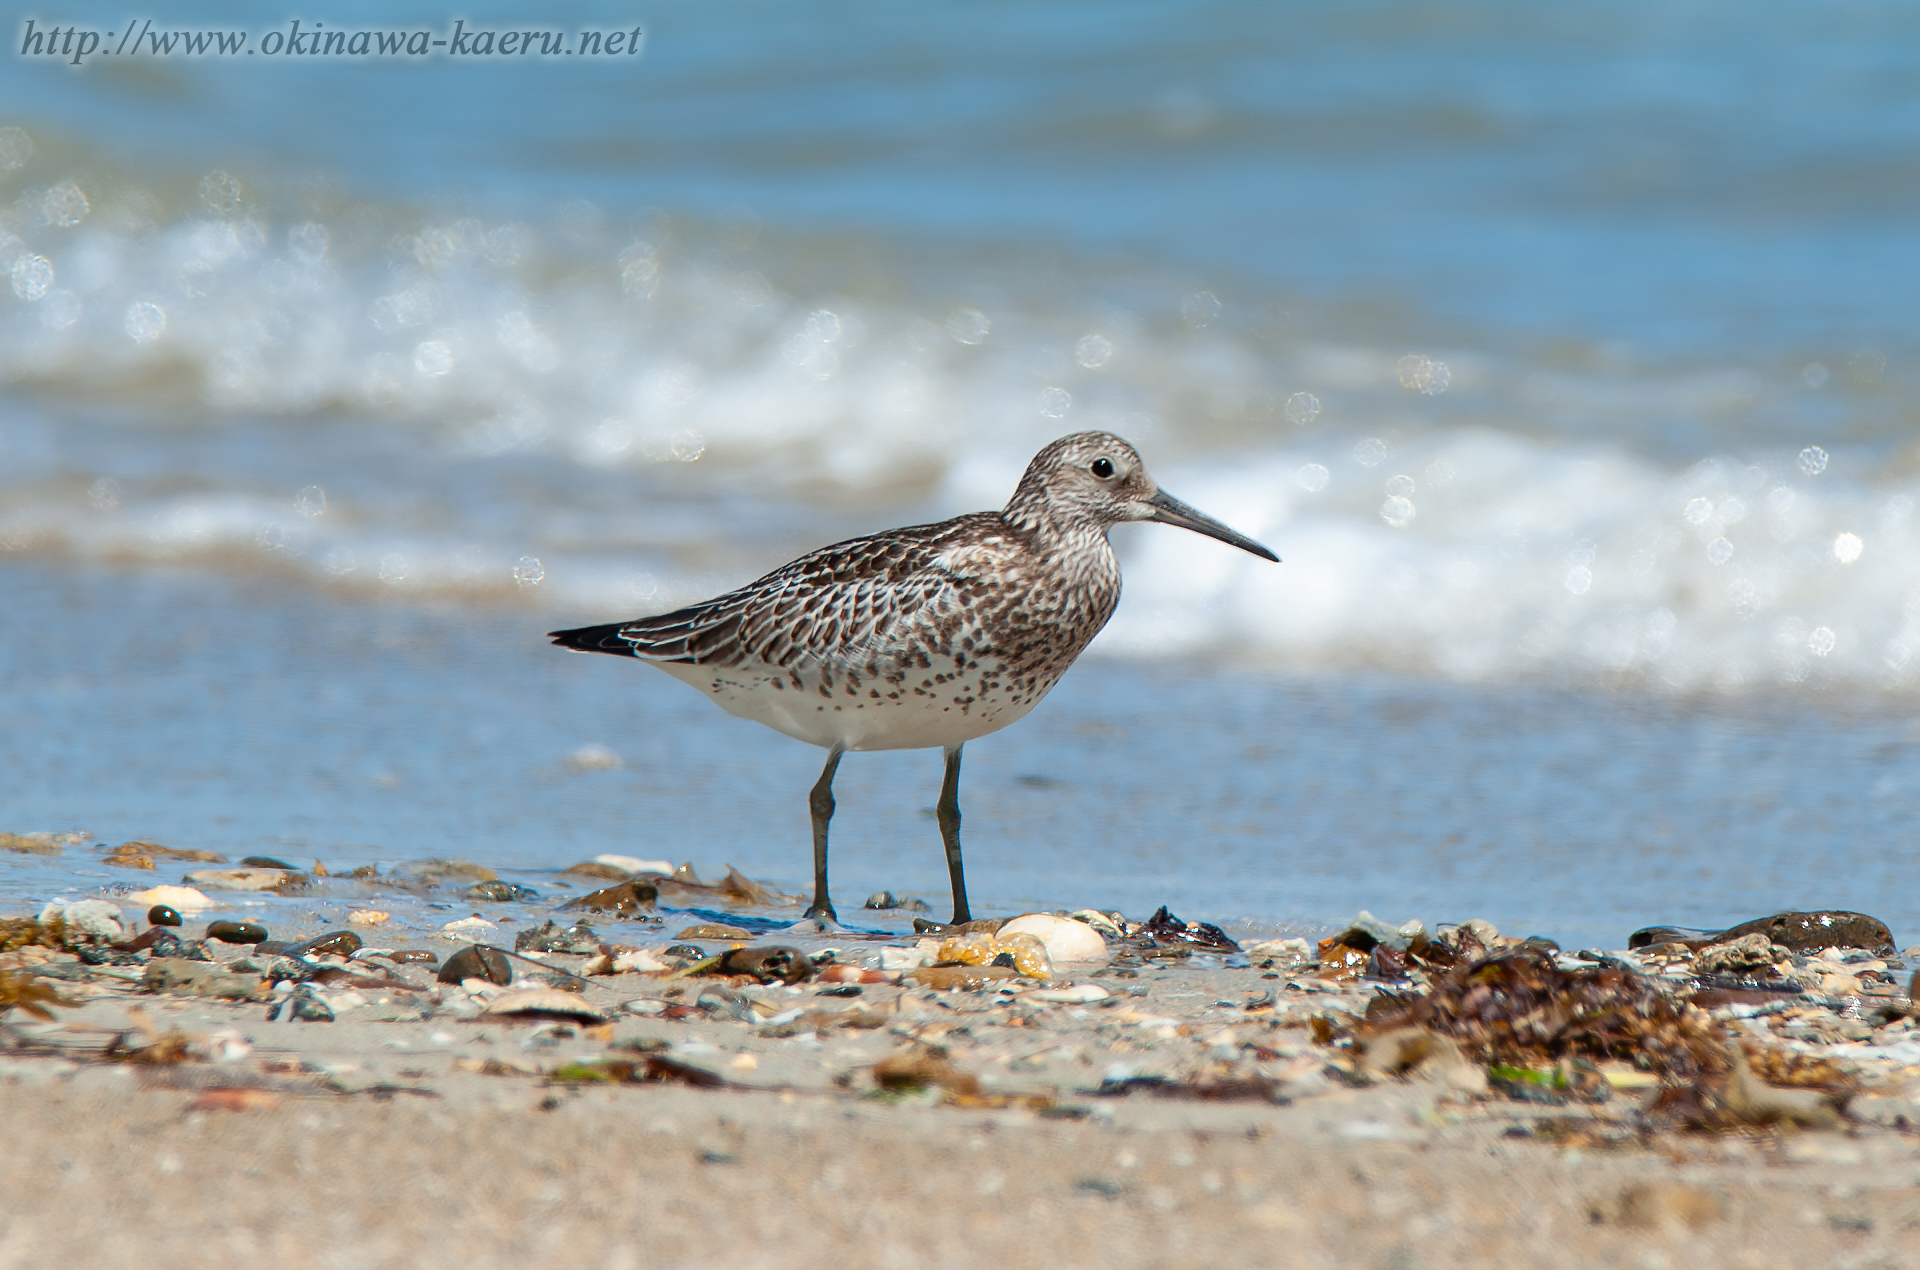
[[570, 514, 1006, 671]]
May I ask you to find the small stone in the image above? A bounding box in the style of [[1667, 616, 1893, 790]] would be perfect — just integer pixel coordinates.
[[239, 855, 297, 870], [479, 988, 606, 1024], [204, 920, 269, 945], [593, 854, 672, 875], [696, 986, 755, 1022], [1714, 911, 1894, 956], [561, 861, 631, 881], [713, 945, 814, 984], [142, 958, 268, 1000], [393, 858, 499, 883], [678, 923, 750, 941], [561, 881, 658, 917], [437, 944, 512, 985], [1026, 983, 1111, 1004], [288, 989, 334, 1022], [466, 880, 539, 902], [514, 919, 600, 955], [37, 900, 124, 941], [147, 905, 182, 927], [182, 868, 298, 892], [440, 916, 497, 939], [347, 910, 389, 926], [909, 964, 1020, 991], [127, 885, 214, 912], [1693, 933, 1777, 976], [865, 891, 902, 910], [291, 931, 362, 958]]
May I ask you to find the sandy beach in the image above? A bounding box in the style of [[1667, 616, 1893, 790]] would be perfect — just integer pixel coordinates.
[[5, 890, 1918, 1269]]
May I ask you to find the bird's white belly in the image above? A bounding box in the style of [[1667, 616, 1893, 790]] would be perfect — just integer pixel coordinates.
[[650, 655, 1054, 751]]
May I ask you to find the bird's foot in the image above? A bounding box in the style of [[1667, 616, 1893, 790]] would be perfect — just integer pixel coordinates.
[[804, 901, 838, 924], [786, 914, 843, 935]]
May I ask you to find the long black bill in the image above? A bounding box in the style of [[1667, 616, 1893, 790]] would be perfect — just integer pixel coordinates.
[[1144, 490, 1280, 562]]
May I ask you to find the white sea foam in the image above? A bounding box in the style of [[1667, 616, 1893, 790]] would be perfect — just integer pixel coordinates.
[[0, 191, 1914, 693]]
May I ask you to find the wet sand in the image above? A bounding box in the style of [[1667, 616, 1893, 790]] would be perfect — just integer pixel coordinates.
[[4, 914, 1919, 1269]]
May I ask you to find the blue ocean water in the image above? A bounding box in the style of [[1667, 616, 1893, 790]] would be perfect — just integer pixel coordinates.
[[2, 2, 1917, 945]]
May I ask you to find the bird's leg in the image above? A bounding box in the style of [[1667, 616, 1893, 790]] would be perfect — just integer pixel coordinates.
[[806, 747, 844, 922], [937, 743, 972, 925]]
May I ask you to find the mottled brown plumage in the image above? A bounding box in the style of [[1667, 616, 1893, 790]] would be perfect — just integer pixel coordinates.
[[551, 431, 1277, 924]]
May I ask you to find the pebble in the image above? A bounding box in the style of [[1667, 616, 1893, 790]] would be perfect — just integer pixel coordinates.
[[437, 944, 512, 986], [714, 945, 814, 984], [182, 868, 299, 892], [678, 923, 750, 940], [514, 920, 601, 955], [561, 881, 658, 917], [1026, 983, 1112, 1004], [348, 910, 390, 926], [142, 958, 267, 1000], [440, 917, 497, 939], [560, 861, 631, 881], [594, 853, 672, 875], [204, 921, 269, 945], [287, 989, 334, 1022], [147, 905, 182, 927], [239, 855, 297, 870], [292, 931, 363, 958], [126, 885, 214, 912], [1000, 913, 1108, 965], [37, 900, 124, 941], [466, 881, 540, 902], [480, 989, 606, 1024], [394, 858, 498, 883], [863, 891, 930, 912]]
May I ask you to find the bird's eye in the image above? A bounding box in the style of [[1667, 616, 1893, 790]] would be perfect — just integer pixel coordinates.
[[1091, 458, 1115, 479]]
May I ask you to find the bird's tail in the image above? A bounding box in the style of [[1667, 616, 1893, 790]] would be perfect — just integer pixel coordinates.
[[548, 622, 640, 657]]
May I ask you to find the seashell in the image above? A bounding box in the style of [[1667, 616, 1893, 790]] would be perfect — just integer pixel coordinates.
[[1000, 914, 1108, 965], [479, 988, 607, 1024]]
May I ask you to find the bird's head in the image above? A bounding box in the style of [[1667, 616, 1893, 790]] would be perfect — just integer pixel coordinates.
[[1006, 431, 1279, 562]]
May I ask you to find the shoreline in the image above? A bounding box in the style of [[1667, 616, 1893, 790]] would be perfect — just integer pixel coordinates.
[[4, 893, 1918, 1267]]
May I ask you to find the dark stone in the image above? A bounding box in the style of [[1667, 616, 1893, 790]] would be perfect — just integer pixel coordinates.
[[816, 984, 863, 998], [290, 931, 363, 959], [514, 920, 599, 955], [466, 880, 539, 902], [714, 945, 815, 985], [205, 920, 270, 945], [240, 856, 297, 870], [559, 880, 657, 917], [347, 865, 380, 879], [865, 891, 902, 909], [383, 949, 437, 965], [1714, 911, 1894, 955], [662, 944, 707, 961], [147, 905, 182, 927], [437, 944, 512, 985], [1631, 912, 1895, 955]]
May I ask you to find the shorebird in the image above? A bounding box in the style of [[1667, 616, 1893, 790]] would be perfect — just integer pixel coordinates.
[[550, 431, 1277, 926]]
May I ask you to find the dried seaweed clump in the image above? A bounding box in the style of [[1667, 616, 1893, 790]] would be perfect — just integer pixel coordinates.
[[0, 916, 69, 954], [0, 968, 76, 1021], [1379, 947, 1712, 1070], [1360, 947, 1852, 1129]]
